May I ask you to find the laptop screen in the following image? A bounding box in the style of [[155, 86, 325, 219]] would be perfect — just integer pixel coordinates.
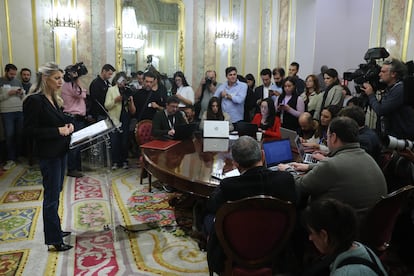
[[173, 123, 197, 140], [203, 120, 229, 138], [263, 139, 293, 167], [237, 122, 258, 137], [294, 135, 305, 159]]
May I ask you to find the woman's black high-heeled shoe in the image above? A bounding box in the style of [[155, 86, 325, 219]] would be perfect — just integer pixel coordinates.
[[48, 243, 73, 252]]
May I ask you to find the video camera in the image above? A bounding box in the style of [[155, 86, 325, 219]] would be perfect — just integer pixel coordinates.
[[343, 47, 389, 93], [64, 62, 88, 82], [383, 135, 414, 151]]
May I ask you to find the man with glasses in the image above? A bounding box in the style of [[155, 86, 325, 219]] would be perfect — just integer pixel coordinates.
[[362, 58, 414, 139], [278, 117, 386, 215], [151, 96, 188, 139]]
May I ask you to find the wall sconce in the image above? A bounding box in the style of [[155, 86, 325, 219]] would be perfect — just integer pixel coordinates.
[[215, 21, 239, 44], [46, 6, 80, 38], [122, 6, 148, 51]]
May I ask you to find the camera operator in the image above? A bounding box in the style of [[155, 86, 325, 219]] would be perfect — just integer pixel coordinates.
[[361, 58, 414, 139], [61, 63, 88, 178], [195, 70, 219, 120]]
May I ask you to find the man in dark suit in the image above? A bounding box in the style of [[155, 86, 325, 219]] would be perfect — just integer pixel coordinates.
[[203, 135, 297, 273], [250, 68, 279, 115], [151, 95, 188, 139]]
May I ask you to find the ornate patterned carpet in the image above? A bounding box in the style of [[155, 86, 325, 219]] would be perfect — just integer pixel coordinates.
[[0, 161, 209, 275]]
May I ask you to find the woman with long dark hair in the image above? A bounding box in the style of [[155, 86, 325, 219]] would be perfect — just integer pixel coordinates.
[[23, 62, 74, 251], [277, 76, 305, 131], [199, 96, 233, 131], [171, 71, 194, 107], [313, 68, 344, 120], [251, 97, 281, 138], [303, 199, 386, 275], [300, 74, 321, 116]]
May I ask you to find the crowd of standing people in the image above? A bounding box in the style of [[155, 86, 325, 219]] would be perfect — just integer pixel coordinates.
[[2, 57, 414, 268]]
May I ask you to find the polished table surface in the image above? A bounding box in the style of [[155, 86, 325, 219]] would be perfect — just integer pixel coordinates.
[[142, 136, 237, 198], [142, 135, 300, 198]]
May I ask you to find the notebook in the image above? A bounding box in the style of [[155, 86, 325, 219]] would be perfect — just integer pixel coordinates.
[[280, 127, 298, 148], [236, 122, 258, 137], [294, 136, 318, 164], [203, 120, 229, 138], [140, 140, 181, 150], [262, 139, 294, 170], [172, 123, 197, 140]]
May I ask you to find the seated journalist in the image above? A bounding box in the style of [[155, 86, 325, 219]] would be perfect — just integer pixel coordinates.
[[151, 95, 188, 139], [302, 198, 387, 276], [203, 135, 297, 274], [278, 116, 387, 216]]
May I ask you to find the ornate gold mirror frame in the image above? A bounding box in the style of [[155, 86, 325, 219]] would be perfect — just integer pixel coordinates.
[[115, 0, 185, 72]]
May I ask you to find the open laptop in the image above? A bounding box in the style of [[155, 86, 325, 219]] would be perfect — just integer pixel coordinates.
[[262, 139, 294, 170], [203, 120, 229, 138], [172, 123, 197, 140], [236, 122, 258, 137], [294, 136, 318, 164], [280, 127, 298, 148]]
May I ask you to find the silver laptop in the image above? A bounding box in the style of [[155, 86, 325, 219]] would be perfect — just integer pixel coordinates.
[[203, 120, 229, 138], [294, 136, 318, 164], [280, 127, 298, 148]]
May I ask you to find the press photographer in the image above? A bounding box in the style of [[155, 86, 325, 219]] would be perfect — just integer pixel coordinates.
[[195, 70, 219, 120], [61, 62, 88, 178], [361, 57, 414, 139]]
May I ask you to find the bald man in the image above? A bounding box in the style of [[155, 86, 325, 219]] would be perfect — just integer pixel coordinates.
[[297, 112, 318, 142]]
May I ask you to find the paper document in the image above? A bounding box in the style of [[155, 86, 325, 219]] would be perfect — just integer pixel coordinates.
[[70, 119, 114, 146]]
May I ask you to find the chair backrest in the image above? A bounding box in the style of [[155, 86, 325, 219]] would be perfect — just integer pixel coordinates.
[[359, 185, 414, 252], [135, 119, 153, 145], [215, 195, 296, 273]]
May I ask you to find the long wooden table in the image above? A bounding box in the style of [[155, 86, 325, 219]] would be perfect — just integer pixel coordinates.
[[142, 136, 236, 198], [142, 136, 300, 198]]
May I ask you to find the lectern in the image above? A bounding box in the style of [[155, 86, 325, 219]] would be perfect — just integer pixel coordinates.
[[70, 119, 118, 235]]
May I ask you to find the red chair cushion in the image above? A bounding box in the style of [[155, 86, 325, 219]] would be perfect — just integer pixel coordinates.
[[223, 209, 287, 260]]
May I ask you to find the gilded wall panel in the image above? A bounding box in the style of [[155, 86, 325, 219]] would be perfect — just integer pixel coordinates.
[[382, 0, 406, 58], [204, 0, 217, 74], [77, 0, 92, 86], [231, 0, 242, 70], [192, 0, 206, 85], [90, 0, 107, 79], [277, 0, 289, 68]]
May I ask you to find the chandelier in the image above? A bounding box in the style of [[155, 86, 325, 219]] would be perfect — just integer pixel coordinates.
[[122, 7, 148, 50], [215, 21, 239, 43], [46, 6, 80, 37]]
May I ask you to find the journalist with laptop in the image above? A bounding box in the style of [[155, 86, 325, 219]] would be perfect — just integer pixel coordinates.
[[277, 117, 387, 215], [152, 96, 190, 139], [199, 96, 233, 132]]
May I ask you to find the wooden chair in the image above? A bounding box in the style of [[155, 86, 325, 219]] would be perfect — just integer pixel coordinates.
[[214, 195, 296, 275], [134, 120, 153, 192], [359, 185, 414, 257]]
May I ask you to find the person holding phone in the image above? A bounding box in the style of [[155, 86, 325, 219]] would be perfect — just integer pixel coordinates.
[[0, 63, 25, 170], [276, 76, 305, 131]]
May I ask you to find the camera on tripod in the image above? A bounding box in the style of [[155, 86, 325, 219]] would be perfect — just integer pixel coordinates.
[[64, 62, 88, 82], [383, 135, 414, 151], [343, 47, 389, 93]]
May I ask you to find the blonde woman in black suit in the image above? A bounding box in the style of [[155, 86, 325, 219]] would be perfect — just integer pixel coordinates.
[[23, 62, 74, 251]]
